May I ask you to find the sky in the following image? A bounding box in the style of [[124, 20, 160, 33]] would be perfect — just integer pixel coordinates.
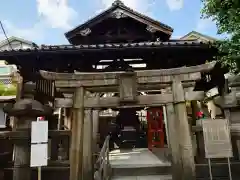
[[0, 0, 222, 45]]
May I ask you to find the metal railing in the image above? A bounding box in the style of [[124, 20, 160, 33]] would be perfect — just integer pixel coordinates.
[[94, 135, 111, 180]]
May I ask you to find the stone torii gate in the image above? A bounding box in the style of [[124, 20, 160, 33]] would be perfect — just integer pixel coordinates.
[[39, 61, 216, 180]]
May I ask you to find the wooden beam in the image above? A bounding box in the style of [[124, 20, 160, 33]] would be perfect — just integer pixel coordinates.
[[56, 82, 196, 93], [54, 91, 205, 108], [53, 72, 201, 88], [40, 61, 216, 82]]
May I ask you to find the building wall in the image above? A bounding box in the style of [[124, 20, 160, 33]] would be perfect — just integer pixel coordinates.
[[0, 39, 33, 127], [0, 41, 32, 51]]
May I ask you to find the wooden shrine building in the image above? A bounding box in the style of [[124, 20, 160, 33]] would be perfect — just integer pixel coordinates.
[[0, 1, 224, 80], [0, 1, 230, 180]]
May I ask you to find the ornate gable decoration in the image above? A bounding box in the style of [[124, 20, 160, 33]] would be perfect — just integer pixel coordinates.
[[111, 9, 128, 19], [146, 25, 157, 33], [79, 28, 91, 36]]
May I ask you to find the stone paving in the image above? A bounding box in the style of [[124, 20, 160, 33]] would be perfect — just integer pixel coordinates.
[[109, 148, 172, 179]]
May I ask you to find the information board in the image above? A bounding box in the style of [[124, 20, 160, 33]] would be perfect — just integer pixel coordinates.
[[31, 121, 48, 143], [30, 121, 48, 167], [202, 119, 233, 159], [30, 144, 48, 167]]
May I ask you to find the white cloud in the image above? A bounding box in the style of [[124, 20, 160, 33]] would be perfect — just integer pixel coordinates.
[[196, 18, 214, 32], [171, 35, 182, 39], [0, 20, 46, 43], [166, 0, 184, 11], [0, 0, 78, 43], [36, 0, 78, 30]]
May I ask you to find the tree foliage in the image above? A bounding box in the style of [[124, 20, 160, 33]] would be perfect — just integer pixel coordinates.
[[0, 82, 17, 96], [201, 0, 240, 72]]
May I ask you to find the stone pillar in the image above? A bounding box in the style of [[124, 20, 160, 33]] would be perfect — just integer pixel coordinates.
[[92, 110, 100, 153], [163, 106, 169, 146], [12, 117, 32, 180], [83, 109, 93, 179], [214, 88, 240, 160], [172, 76, 196, 180], [166, 103, 182, 180], [70, 87, 85, 180]]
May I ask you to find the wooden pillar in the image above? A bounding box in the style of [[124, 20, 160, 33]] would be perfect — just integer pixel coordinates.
[[83, 109, 93, 179], [13, 117, 32, 180], [70, 87, 85, 180], [172, 76, 196, 180], [166, 103, 182, 180]]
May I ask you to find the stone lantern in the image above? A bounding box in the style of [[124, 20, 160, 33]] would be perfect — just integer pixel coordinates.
[[3, 99, 52, 180], [214, 75, 240, 160]]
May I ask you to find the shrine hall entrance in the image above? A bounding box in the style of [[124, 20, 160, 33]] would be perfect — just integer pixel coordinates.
[[105, 106, 167, 151]]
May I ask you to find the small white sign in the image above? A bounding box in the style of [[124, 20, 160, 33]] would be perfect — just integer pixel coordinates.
[[30, 143, 48, 167], [31, 121, 48, 143]]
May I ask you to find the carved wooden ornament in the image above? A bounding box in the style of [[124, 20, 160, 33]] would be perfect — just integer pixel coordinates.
[[146, 25, 157, 33], [79, 28, 91, 36], [111, 9, 128, 19]]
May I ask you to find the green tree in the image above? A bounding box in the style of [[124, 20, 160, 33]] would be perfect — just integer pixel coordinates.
[[201, 0, 240, 72], [0, 82, 17, 96]]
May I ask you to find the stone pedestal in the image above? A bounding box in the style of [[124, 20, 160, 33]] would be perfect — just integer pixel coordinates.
[[214, 87, 240, 160]]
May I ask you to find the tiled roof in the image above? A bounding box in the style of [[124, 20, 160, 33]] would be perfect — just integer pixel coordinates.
[[0, 40, 212, 54], [65, 0, 173, 39]]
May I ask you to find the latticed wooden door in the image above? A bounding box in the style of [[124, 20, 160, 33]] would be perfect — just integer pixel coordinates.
[[147, 107, 164, 150]]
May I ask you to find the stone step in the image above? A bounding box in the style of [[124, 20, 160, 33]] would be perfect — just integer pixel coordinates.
[[111, 163, 240, 179], [111, 175, 172, 180], [111, 166, 171, 176]]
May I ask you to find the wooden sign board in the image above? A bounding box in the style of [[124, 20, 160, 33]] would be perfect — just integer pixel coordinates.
[[202, 119, 233, 159]]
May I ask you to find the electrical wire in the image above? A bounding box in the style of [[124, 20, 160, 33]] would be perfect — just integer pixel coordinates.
[[0, 20, 21, 66], [0, 21, 13, 50]]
